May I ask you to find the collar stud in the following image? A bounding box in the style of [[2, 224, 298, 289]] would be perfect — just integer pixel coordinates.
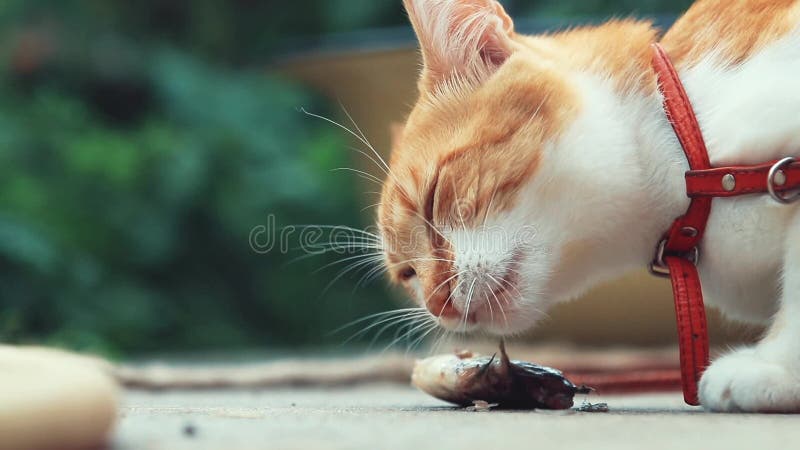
[[721, 174, 736, 192]]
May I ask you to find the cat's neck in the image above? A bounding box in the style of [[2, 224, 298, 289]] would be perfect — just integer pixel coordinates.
[[527, 20, 694, 266], [553, 28, 693, 264], [553, 20, 800, 296], [625, 82, 693, 253], [535, 56, 690, 297]]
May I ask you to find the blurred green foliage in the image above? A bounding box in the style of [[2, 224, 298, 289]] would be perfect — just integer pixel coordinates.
[[0, 0, 692, 356]]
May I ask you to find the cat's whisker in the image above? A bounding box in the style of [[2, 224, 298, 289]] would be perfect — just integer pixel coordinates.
[[386, 317, 417, 347], [312, 252, 384, 274], [495, 275, 525, 299], [487, 273, 526, 307], [430, 326, 452, 355], [297, 109, 435, 251], [338, 102, 392, 174], [319, 255, 388, 296], [334, 254, 456, 292], [341, 312, 429, 344], [331, 167, 383, 185], [439, 276, 464, 318], [289, 224, 382, 240], [326, 254, 386, 279], [381, 317, 437, 354], [345, 146, 391, 178], [329, 262, 386, 293], [300, 238, 383, 249], [356, 257, 460, 290], [346, 311, 431, 346], [356, 257, 447, 289], [361, 202, 383, 212], [406, 320, 440, 355], [300, 107, 390, 174], [356, 259, 424, 290], [280, 224, 384, 259], [300, 245, 382, 255], [302, 241, 383, 252], [391, 314, 431, 347], [301, 107, 423, 228], [483, 281, 495, 323], [465, 278, 478, 331], [426, 270, 465, 309], [284, 247, 380, 266], [390, 257, 457, 267], [355, 264, 388, 291], [330, 307, 428, 334], [308, 237, 382, 245], [352, 310, 429, 341], [486, 277, 510, 328], [409, 209, 455, 248], [288, 231, 382, 251]]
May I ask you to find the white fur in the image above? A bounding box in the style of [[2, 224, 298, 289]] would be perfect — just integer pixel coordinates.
[[500, 27, 800, 412]]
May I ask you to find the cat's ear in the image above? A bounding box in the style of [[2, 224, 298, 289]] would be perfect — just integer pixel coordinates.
[[403, 0, 516, 90]]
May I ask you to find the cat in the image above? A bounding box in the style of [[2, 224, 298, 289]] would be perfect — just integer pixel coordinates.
[[378, 0, 800, 412]]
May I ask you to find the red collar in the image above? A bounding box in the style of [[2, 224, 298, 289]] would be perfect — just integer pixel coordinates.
[[649, 43, 800, 406]]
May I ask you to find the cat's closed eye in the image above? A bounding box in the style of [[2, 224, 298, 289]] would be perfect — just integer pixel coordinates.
[[398, 267, 417, 282]]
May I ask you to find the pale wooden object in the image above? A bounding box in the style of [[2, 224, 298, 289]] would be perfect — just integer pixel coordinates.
[[0, 346, 118, 450]]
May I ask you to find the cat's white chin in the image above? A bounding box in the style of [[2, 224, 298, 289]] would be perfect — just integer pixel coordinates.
[[436, 301, 540, 336]]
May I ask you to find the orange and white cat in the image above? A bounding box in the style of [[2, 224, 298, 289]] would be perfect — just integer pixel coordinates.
[[378, 0, 800, 412]]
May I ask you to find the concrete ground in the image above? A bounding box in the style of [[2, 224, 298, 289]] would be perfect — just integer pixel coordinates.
[[114, 385, 800, 450]]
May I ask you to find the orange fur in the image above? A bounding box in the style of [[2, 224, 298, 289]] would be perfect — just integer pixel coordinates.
[[521, 20, 660, 93], [662, 0, 800, 68]]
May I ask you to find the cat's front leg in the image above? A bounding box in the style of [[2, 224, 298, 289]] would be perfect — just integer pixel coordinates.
[[699, 214, 800, 412]]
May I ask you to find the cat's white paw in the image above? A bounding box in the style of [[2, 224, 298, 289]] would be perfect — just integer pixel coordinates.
[[699, 350, 800, 413]]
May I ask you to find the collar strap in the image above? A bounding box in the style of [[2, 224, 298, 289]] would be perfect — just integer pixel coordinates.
[[649, 43, 799, 406], [686, 159, 800, 200]]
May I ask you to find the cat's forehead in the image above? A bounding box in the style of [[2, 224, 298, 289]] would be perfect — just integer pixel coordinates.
[[403, 56, 575, 151], [381, 57, 579, 232]]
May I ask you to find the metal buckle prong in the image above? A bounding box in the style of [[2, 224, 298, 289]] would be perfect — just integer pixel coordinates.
[[649, 238, 700, 278]]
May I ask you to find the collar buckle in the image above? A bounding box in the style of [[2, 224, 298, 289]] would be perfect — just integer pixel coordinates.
[[767, 157, 800, 204], [649, 238, 699, 279]]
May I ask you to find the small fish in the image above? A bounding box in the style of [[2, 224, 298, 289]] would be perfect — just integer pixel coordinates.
[[412, 341, 591, 410]]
